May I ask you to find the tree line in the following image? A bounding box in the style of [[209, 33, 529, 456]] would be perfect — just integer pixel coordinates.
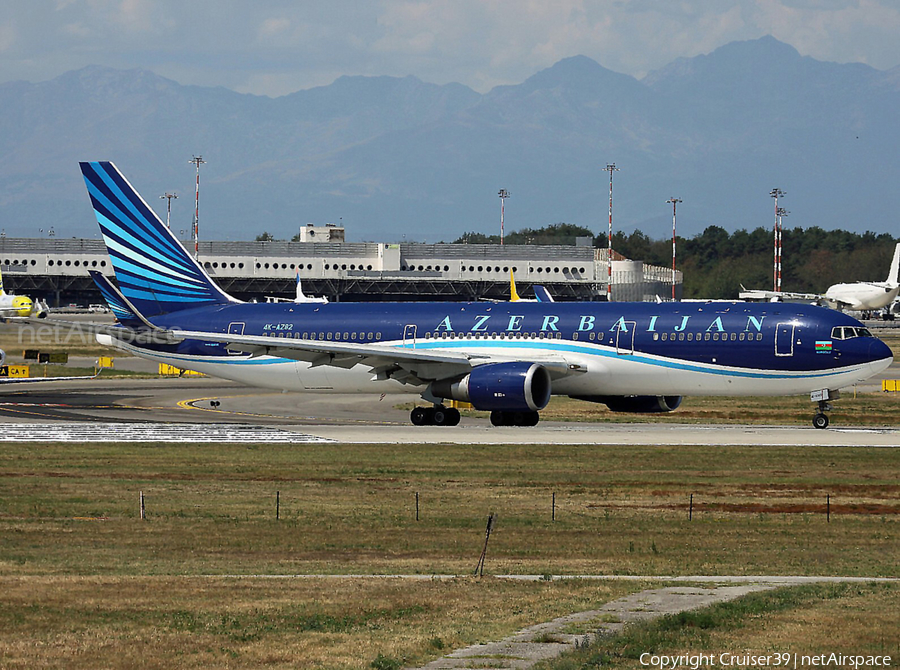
[[451, 224, 899, 299]]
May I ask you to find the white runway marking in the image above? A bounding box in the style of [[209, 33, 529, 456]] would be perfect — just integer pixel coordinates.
[[0, 422, 334, 443]]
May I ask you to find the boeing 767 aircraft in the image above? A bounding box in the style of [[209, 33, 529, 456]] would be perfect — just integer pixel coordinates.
[[12, 162, 893, 429]]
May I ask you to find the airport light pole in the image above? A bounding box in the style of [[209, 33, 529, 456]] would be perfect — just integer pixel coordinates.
[[770, 188, 785, 292], [160, 192, 178, 230], [189, 156, 206, 260], [666, 197, 682, 301], [498, 189, 509, 246], [605, 163, 619, 301]]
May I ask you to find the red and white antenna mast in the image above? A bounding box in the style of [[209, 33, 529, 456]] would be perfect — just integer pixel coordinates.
[[159, 192, 178, 229], [189, 155, 206, 259], [666, 197, 682, 301], [604, 163, 618, 302], [770, 188, 785, 292], [498, 189, 509, 246]]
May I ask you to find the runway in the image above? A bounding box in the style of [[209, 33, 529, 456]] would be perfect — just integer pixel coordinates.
[[1, 377, 899, 446]]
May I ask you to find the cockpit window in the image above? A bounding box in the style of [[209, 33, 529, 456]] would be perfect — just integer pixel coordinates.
[[831, 326, 874, 340]]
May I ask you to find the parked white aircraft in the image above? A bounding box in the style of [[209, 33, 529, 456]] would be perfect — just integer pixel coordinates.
[[739, 242, 900, 312]]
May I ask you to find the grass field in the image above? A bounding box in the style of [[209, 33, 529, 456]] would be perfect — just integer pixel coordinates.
[[1, 440, 898, 668]]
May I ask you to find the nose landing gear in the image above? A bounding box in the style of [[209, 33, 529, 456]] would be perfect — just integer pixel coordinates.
[[810, 389, 838, 429]]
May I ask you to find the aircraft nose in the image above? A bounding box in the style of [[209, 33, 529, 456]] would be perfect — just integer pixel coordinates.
[[869, 337, 893, 364]]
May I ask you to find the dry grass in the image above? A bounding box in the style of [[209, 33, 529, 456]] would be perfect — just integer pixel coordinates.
[[0, 576, 648, 669], [0, 439, 898, 667]]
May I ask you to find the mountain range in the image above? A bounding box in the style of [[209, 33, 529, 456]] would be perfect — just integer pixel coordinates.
[[0, 36, 898, 243]]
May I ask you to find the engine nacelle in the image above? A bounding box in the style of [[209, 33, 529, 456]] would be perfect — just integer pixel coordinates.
[[572, 394, 683, 413], [432, 362, 552, 412]]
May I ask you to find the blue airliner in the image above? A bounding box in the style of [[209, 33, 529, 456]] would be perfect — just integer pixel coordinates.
[[72, 161, 891, 429]]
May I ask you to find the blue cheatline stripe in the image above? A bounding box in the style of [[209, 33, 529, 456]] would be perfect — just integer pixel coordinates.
[[85, 169, 190, 271], [399, 339, 858, 381], [122, 336, 870, 385], [87, 163, 190, 265]]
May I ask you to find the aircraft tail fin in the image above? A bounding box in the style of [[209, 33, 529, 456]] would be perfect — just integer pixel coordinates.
[[79, 161, 238, 318], [509, 270, 521, 302], [888, 242, 900, 286], [533, 285, 555, 303]]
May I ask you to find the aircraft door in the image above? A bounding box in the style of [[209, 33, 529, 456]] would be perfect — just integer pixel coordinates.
[[615, 321, 636, 355], [226, 322, 245, 355], [403, 324, 417, 348], [775, 322, 795, 357]]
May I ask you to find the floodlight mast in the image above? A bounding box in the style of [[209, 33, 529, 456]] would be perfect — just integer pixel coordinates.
[[189, 155, 206, 260], [498, 189, 510, 246], [605, 163, 619, 302], [770, 188, 785, 292], [159, 192, 178, 229], [666, 197, 682, 301]]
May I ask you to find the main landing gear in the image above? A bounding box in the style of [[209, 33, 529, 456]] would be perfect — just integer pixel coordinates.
[[810, 389, 839, 429], [410, 405, 461, 426], [490, 410, 540, 427]]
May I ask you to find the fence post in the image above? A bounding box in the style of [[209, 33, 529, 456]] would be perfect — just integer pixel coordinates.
[[552, 492, 556, 522], [689, 493, 693, 521], [276, 491, 280, 520], [416, 492, 419, 521], [827, 494, 830, 523], [140, 491, 145, 520]]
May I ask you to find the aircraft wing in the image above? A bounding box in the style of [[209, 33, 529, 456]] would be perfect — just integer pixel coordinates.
[[171, 328, 576, 386]]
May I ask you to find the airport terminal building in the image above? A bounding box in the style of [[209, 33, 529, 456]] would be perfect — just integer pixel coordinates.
[[0, 227, 681, 305]]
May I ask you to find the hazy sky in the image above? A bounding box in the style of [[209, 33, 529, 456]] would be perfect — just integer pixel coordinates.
[[2, 0, 899, 96]]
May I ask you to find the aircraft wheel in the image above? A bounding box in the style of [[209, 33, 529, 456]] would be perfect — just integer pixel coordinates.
[[490, 410, 507, 427], [812, 413, 829, 430], [411, 407, 429, 426], [432, 407, 448, 426], [446, 408, 461, 426], [524, 411, 540, 426]]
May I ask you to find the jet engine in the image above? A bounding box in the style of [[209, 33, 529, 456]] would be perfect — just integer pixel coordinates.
[[431, 362, 552, 412], [572, 394, 683, 413]]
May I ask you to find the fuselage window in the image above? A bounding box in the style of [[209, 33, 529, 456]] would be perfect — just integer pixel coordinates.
[[757, 333, 763, 341], [351, 333, 357, 340], [327, 332, 333, 340], [319, 332, 325, 339], [678, 333, 685, 341], [302, 332, 308, 339], [376, 332, 382, 340], [572, 333, 579, 341], [367, 332, 374, 339], [731, 333, 737, 341], [739, 333, 745, 341], [713, 333, 719, 341], [343, 332, 349, 340], [705, 333, 711, 341], [592, 333, 598, 341], [661, 333, 668, 341], [425, 332, 431, 339], [687, 333, 693, 341]]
